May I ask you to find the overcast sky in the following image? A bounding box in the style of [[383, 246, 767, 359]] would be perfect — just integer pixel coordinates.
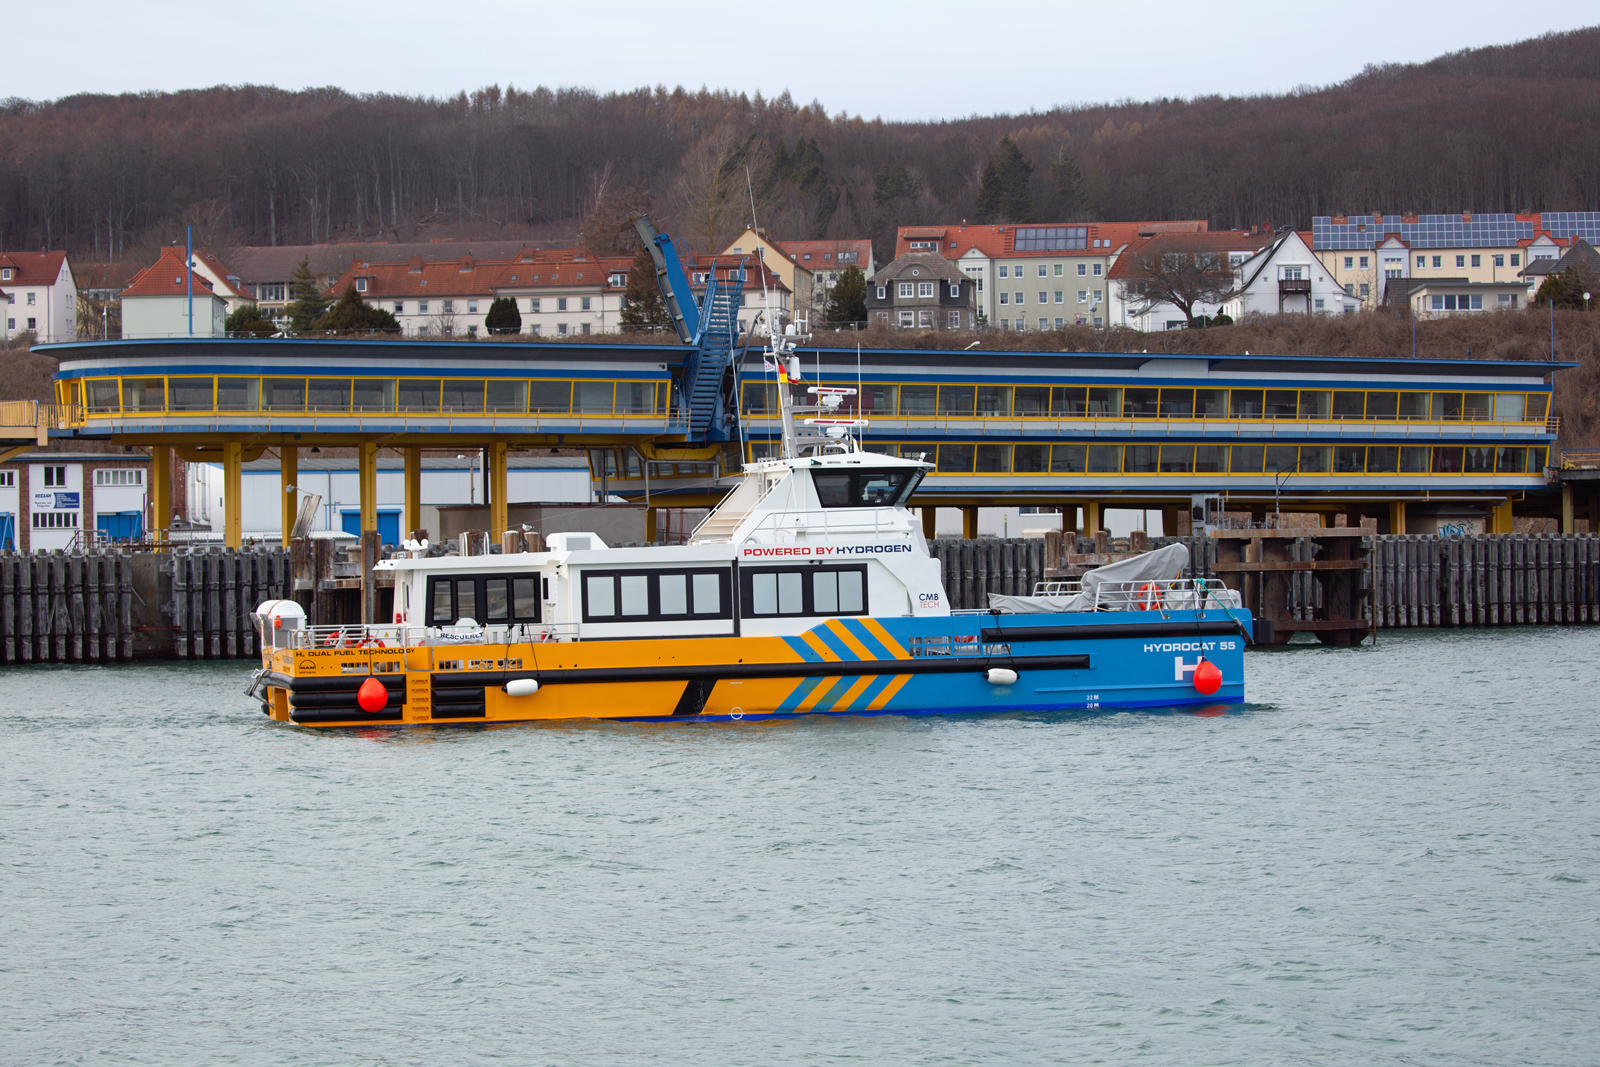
[[11, 4, 1593, 122]]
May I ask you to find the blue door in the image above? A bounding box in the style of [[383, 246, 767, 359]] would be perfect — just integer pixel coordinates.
[[96, 511, 143, 542], [341, 510, 401, 546], [0, 513, 13, 551]]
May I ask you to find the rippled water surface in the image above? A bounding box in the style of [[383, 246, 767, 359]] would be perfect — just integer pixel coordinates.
[[3, 628, 1598, 1066]]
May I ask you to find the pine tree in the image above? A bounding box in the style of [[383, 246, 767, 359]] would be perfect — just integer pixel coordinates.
[[972, 136, 1035, 224], [484, 296, 522, 334], [824, 265, 868, 327], [1049, 147, 1084, 219], [620, 244, 668, 331], [313, 284, 401, 332], [286, 257, 329, 331]]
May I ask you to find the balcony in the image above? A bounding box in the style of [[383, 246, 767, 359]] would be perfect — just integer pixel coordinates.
[[1278, 278, 1312, 295]]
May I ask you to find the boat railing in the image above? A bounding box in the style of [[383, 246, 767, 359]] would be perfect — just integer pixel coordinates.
[[1030, 579, 1084, 597], [739, 507, 907, 543], [283, 621, 582, 651], [1090, 577, 1239, 611]]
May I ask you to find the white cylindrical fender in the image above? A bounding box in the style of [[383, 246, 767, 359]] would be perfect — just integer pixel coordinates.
[[984, 668, 1018, 686], [503, 679, 540, 698]]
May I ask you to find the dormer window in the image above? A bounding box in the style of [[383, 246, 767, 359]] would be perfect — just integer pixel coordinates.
[[1, 269, 10, 280], [355, 278, 367, 292]]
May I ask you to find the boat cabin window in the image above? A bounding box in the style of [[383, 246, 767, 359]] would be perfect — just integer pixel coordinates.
[[426, 574, 541, 625], [582, 568, 731, 623], [810, 468, 924, 508], [741, 565, 867, 618]]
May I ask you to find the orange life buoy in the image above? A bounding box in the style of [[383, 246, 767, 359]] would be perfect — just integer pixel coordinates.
[[1136, 582, 1162, 610]]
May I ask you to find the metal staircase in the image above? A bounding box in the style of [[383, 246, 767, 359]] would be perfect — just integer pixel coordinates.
[[683, 276, 743, 442]]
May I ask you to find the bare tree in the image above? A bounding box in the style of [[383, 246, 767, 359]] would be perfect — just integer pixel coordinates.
[[1123, 239, 1239, 326], [669, 127, 773, 254]]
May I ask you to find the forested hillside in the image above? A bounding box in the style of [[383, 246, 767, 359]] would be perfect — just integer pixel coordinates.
[[1, 27, 1597, 264]]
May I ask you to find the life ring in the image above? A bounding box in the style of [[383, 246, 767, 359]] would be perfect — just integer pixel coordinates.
[[1136, 582, 1163, 610]]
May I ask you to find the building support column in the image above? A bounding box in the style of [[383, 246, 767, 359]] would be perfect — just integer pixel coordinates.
[[150, 445, 172, 550], [1561, 483, 1575, 534], [279, 445, 298, 547], [1160, 505, 1182, 538], [961, 507, 978, 540], [1490, 499, 1514, 536], [403, 446, 423, 539], [488, 441, 508, 542], [1085, 502, 1101, 536], [645, 507, 658, 544], [356, 441, 378, 538], [921, 507, 937, 540], [222, 440, 243, 549], [1389, 501, 1407, 536]]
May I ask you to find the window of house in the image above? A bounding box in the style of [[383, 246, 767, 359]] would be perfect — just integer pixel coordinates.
[[998, 266, 1009, 278], [918, 282, 934, 298], [1417, 255, 1426, 268], [1053, 291, 1063, 303], [1077, 264, 1087, 276], [26, 293, 36, 305], [1359, 283, 1369, 297], [529, 298, 541, 312], [949, 283, 960, 297], [557, 323, 568, 336], [1053, 264, 1063, 276], [1493, 255, 1505, 268], [1078, 290, 1088, 303], [899, 282, 914, 298], [581, 323, 591, 334], [355, 278, 367, 292], [1093, 289, 1102, 302], [0, 269, 9, 280], [1314, 299, 1325, 310], [1511, 254, 1521, 266], [1359, 256, 1369, 268], [998, 318, 1009, 329], [581, 297, 592, 311], [94, 469, 143, 486], [393, 301, 404, 314], [948, 310, 962, 327], [26, 317, 35, 330], [1344, 256, 1354, 269], [1283, 267, 1305, 280], [899, 310, 914, 327], [1433, 256, 1442, 268], [1455, 255, 1465, 267], [557, 297, 568, 312], [1053, 318, 1063, 328], [1386, 269, 1403, 279], [1470, 255, 1481, 268], [1345, 283, 1356, 295], [1037, 264, 1048, 278], [875, 286, 886, 300], [1014, 291, 1023, 305], [43, 465, 67, 486], [999, 292, 1009, 305], [919, 309, 933, 327], [1037, 318, 1049, 330], [0, 471, 11, 487], [443, 299, 455, 313]]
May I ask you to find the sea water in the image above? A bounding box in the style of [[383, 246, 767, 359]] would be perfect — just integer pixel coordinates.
[[2, 628, 1596, 1066]]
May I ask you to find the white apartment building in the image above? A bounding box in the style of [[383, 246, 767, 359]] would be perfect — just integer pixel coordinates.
[[0, 251, 78, 342]]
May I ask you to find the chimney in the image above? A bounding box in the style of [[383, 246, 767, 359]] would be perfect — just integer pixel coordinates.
[[460, 253, 473, 271]]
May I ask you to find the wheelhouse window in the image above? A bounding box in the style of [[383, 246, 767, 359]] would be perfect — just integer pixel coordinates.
[[742, 565, 867, 619], [581, 568, 730, 623], [426, 574, 541, 626], [810, 468, 924, 507]]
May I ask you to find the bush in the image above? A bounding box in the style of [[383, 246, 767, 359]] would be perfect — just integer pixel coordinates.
[[225, 304, 276, 336], [484, 296, 522, 334], [313, 285, 401, 332]]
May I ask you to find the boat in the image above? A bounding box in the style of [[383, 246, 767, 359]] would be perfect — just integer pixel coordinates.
[[248, 326, 1258, 728]]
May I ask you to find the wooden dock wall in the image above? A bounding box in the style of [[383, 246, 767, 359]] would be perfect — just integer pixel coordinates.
[[929, 534, 1599, 627], [0, 547, 291, 664]]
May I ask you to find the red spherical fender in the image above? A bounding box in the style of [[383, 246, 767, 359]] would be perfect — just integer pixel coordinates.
[[1192, 658, 1222, 696], [357, 676, 389, 714]]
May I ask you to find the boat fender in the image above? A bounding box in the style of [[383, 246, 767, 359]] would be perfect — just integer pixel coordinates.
[[1192, 658, 1222, 695], [356, 677, 389, 713], [984, 668, 1018, 686], [504, 679, 540, 698]]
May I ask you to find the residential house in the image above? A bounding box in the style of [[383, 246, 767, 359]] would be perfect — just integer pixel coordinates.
[[119, 247, 228, 339], [721, 229, 816, 323], [774, 238, 874, 322], [893, 221, 1210, 329], [1519, 237, 1600, 302], [490, 249, 633, 337], [1313, 212, 1600, 310], [0, 451, 153, 552], [1228, 230, 1360, 318], [227, 239, 548, 326], [0, 251, 78, 342], [863, 253, 976, 329], [1106, 231, 1272, 331], [1382, 277, 1528, 318], [186, 248, 256, 316]]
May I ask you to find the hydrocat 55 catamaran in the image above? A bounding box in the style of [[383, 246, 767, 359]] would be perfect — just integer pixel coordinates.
[[250, 335, 1257, 729]]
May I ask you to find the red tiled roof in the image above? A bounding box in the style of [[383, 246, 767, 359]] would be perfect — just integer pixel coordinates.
[[120, 248, 223, 298], [0, 250, 69, 287], [774, 239, 872, 269], [894, 221, 1211, 260], [324, 249, 634, 298], [75, 261, 141, 291]]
